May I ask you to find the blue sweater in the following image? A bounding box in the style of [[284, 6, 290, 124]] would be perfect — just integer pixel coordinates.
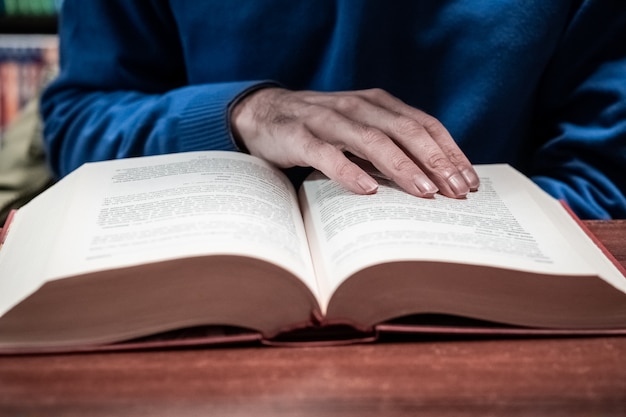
[[41, 0, 626, 219]]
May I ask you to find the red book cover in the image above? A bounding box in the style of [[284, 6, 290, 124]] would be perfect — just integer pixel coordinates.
[[0, 209, 17, 248], [559, 201, 626, 278]]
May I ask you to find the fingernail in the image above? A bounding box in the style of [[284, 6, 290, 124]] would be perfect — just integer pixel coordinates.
[[413, 175, 438, 197], [448, 173, 469, 197], [357, 174, 378, 193], [461, 168, 480, 191]]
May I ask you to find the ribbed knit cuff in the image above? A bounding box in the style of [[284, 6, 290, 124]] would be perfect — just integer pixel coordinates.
[[176, 80, 278, 153]]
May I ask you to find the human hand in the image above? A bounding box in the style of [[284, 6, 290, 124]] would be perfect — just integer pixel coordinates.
[[231, 87, 479, 198]]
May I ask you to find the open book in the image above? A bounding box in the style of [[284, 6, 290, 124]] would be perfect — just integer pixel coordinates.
[[1, 151, 626, 353]]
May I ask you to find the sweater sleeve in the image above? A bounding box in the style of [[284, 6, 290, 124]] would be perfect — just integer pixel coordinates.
[[40, 0, 269, 178], [530, 0, 626, 219]]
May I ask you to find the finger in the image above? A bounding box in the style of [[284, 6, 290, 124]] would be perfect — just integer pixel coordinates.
[[310, 92, 469, 197], [304, 106, 440, 198], [382, 114, 471, 198], [296, 134, 380, 195], [354, 89, 480, 192], [243, 109, 381, 195], [389, 110, 479, 195]]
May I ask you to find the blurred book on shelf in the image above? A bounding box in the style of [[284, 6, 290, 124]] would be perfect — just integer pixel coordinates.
[[1, 0, 59, 135], [0, 34, 58, 135], [0, 0, 59, 34], [1, 0, 59, 17]]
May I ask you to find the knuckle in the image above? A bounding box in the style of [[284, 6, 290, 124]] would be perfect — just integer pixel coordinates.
[[290, 123, 311, 138], [446, 149, 467, 165], [421, 115, 448, 137], [426, 153, 457, 179], [335, 159, 356, 178], [364, 87, 389, 98], [310, 104, 340, 124], [302, 137, 343, 163], [358, 126, 387, 146], [390, 155, 416, 173], [427, 152, 454, 170], [301, 136, 326, 156], [334, 95, 363, 113], [392, 116, 427, 138]]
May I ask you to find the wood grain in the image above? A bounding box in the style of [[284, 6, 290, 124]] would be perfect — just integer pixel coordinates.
[[1, 220, 625, 417]]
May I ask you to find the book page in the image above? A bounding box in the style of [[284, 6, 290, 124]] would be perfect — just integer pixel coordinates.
[[0, 170, 79, 317], [299, 164, 625, 311], [0, 151, 318, 317]]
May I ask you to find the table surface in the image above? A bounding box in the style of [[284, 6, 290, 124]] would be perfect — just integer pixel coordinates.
[[1, 220, 626, 417]]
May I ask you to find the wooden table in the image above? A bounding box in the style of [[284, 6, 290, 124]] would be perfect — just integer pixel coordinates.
[[1, 220, 626, 416]]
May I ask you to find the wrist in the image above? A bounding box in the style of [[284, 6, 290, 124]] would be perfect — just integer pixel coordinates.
[[229, 84, 282, 153]]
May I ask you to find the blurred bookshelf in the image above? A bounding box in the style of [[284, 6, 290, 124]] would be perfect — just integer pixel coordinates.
[[1, 0, 59, 34], [0, 34, 57, 131], [1, 0, 59, 133]]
